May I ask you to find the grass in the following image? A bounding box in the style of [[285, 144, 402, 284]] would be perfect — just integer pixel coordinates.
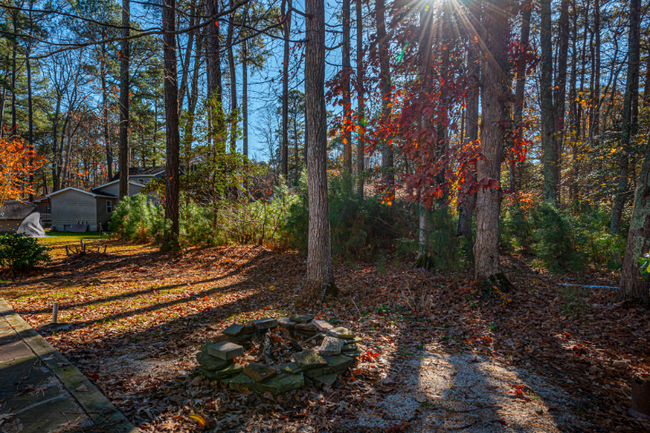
[[40, 231, 131, 258]]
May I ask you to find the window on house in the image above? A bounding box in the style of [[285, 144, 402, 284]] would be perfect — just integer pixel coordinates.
[[106, 200, 113, 213]]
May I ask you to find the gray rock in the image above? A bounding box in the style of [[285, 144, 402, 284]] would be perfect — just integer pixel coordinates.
[[196, 351, 231, 371], [319, 336, 344, 356], [289, 314, 314, 323], [252, 318, 278, 330], [208, 342, 244, 360], [324, 354, 355, 372], [296, 323, 318, 333], [229, 372, 305, 395], [222, 324, 253, 336], [305, 366, 335, 378], [278, 317, 296, 329], [211, 333, 252, 348], [244, 363, 277, 382], [327, 327, 355, 339], [214, 363, 243, 379], [279, 362, 303, 375], [293, 350, 328, 370], [312, 319, 333, 332], [313, 373, 337, 387], [199, 363, 243, 380]]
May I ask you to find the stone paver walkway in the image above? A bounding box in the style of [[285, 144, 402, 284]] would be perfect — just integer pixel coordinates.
[[0, 299, 137, 433]]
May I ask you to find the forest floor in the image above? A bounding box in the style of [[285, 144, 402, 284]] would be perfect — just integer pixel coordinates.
[[1, 237, 649, 432]]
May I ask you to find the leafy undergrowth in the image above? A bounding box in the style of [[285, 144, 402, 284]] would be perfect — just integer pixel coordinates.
[[1, 238, 649, 432]]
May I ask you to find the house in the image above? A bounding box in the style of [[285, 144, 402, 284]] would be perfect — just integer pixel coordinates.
[[0, 201, 38, 233], [110, 166, 166, 185], [47, 180, 145, 232]]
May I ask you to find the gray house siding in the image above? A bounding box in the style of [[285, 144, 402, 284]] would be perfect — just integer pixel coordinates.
[[50, 190, 98, 231], [94, 182, 142, 197], [96, 197, 117, 229]]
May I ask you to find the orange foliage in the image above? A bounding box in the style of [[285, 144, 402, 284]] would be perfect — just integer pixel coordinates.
[[0, 135, 45, 209]]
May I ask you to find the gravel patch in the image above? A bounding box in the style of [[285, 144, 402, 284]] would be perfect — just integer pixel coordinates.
[[353, 352, 586, 432]]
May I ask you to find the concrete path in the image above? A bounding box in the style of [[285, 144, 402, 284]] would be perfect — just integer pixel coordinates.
[[0, 299, 138, 433]]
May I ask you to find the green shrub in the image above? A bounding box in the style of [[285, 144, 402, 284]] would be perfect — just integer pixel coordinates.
[[110, 181, 297, 249], [501, 204, 533, 252], [0, 233, 51, 271], [576, 207, 626, 270], [529, 203, 586, 273], [414, 207, 468, 273], [280, 173, 404, 261], [108, 195, 167, 243]]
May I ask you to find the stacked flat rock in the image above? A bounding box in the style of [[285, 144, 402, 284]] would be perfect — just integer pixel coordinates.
[[244, 363, 277, 382], [197, 343, 244, 381], [229, 371, 305, 396], [319, 336, 344, 356], [213, 324, 254, 348], [327, 327, 355, 339], [195, 316, 362, 395]]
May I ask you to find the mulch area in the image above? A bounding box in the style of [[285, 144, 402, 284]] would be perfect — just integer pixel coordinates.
[[1, 239, 649, 432]]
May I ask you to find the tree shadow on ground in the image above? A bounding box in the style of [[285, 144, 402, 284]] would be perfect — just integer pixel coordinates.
[[342, 258, 649, 432]]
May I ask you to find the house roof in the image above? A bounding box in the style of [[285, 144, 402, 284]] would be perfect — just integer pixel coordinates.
[[110, 166, 166, 182], [32, 196, 50, 203], [0, 200, 37, 220], [46, 187, 115, 199], [91, 179, 145, 193]]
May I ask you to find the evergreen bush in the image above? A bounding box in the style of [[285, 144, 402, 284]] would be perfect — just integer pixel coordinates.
[[280, 174, 404, 262], [529, 203, 586, 273], [108, 195, 166, 243], [0, 233, 51, 271]]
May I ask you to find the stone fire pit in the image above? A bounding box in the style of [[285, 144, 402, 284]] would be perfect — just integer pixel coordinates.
[[195, 315, 361, 395]]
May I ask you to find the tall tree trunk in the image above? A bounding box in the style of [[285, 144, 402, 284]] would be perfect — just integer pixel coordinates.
[[11, 12, 17, 134], [611, 0, 641, 235], [643, 48, 650, 107], [554, 0, 569, 203], [620, 150, 650, 306], [305, 0, 335, 292], [101, 42, 112, 180], [540, 0, 557, 204], [162, 0, 181, 251], [242, 40, 248, 157], [281, 0, 292, 179], [513, 1, 531, 130], [591, 0, 601, 141], [457, 0, 481, 241], [375, 0, 392, 185], [118, 0, 130, 199], [577, 0, 590, 144], [0, 71, 7, 135], [183, 29, 205, 173], [356, 0, 364, 197], [568, 0, 578, 202], [27, 3, 34, 201], [227, 0, 237, 152], [206, 0, 222, 103], [510, 0, 531, 192], [178, 0, 197, 111], [294, 112, 299, 185], [416, 4, 434, 259], [342, 0, 352, 179], [474, 0, 510, 281]]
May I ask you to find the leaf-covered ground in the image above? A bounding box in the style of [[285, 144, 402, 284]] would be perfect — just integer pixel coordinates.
[[1, 236, 649, 432]]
